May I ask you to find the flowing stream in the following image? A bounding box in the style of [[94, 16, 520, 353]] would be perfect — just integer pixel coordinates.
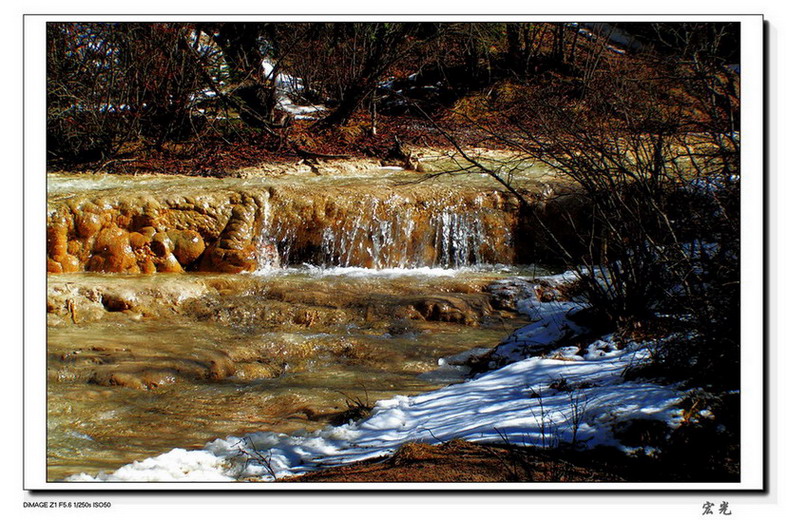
[[46, 166, 552, 481]]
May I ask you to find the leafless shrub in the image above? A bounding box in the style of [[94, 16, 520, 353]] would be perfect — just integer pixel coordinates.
[[233, 436, 277, 480], [47, 23, 210, 166], [418, 23, 740, 387]]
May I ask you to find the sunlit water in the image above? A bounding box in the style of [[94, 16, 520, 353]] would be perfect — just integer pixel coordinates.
[[45, 167, 556, 481], [46, 162, 553, 197], [47, 265, 549, 481]]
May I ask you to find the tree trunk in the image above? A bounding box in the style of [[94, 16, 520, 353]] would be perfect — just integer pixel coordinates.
[[204, 22, 277, 128], [318, 83, 371, 129], [505, 23, 523, 74]]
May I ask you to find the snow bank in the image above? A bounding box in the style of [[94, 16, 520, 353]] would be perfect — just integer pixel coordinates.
[[67, 272, 686, 483], [488, 272, 592, 364], [261, 59, 327, 120]]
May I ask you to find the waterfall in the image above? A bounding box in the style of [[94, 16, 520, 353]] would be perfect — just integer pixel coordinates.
[[255, 189, 515, 269], [46, 173, 520, 274]]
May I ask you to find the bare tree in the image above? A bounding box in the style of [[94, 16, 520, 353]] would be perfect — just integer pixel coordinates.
[[47, 22, 209, 165], [414, 22, 740, 386], [311, 23, 433, 129], [195, 22, 281, 129]]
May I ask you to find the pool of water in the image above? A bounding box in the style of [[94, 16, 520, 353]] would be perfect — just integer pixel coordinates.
[[46, 266, 543, 481]]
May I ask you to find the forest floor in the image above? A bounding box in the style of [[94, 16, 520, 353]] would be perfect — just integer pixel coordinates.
[[282, 436, 739, 484]]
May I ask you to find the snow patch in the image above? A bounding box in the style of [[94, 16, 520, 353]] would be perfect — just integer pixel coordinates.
[[67, 272, 685, 483]]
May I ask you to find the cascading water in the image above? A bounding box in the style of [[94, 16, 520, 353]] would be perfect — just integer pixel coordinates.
[[253, 187, 515, 270], [45, 167, 541, 481], [45, 168, 521, 275]]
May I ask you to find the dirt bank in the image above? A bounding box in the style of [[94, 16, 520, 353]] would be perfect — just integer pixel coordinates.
[[282, 434, 740, 484]]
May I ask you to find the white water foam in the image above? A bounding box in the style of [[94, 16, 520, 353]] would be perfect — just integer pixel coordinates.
[[252, 265, 461, 279]]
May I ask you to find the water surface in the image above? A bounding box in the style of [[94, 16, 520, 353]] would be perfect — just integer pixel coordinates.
[[47, 266, 543, 480]]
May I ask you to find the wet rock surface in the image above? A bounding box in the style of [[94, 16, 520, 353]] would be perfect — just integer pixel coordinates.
[[46, 270, 529, 390], [46, 269, 532, 481], [47, 171, 523, 274], [44, 166, 550, 481]]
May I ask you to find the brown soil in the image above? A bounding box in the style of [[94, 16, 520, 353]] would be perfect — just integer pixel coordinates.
[[282, 440, 625, 483], [281, 421, 741, 484]]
